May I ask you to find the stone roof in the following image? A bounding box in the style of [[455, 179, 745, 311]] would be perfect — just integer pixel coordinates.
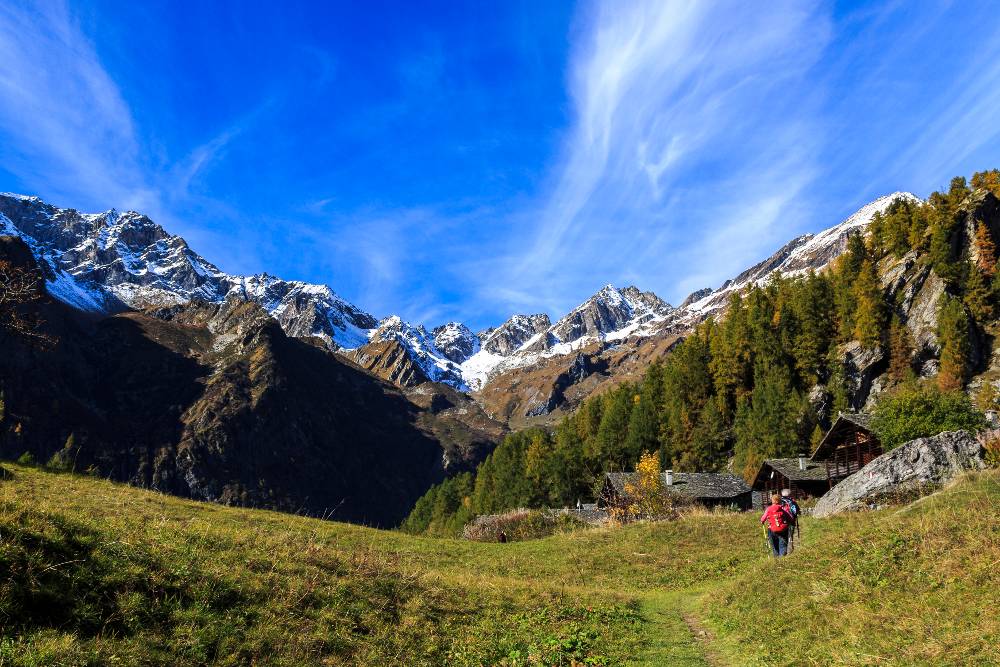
[[603, 471, 751, 500], [758, 457, 829, 483], [811, 412, 878, 460]]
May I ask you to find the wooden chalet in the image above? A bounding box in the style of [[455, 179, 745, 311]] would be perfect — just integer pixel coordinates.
[[751, 456, 830, 507], [600, 471, 753, 511], [811, 412, 882, 486], [751, 412, 883, 506]]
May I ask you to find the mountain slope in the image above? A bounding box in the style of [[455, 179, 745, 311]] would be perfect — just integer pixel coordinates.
[[0, 189, 920, 417], [4, 458, 996, 665], [0, 236, 499, 526], [475, 192, 920, 423]]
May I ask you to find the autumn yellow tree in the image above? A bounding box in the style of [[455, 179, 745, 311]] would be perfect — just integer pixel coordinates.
[[613, 451, 672, 522], [975, 223, 997, 276]]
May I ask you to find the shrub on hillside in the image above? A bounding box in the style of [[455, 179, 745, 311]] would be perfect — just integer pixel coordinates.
[[981, 431, 1000, 468], [872, 382, 986, 450], [462, 509, 590, 542]]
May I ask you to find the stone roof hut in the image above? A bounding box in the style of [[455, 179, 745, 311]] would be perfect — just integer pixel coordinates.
[[600, 470, 752, 511]]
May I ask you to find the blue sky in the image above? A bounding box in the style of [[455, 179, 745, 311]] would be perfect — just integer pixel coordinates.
[[2, 1, 1000, 330]]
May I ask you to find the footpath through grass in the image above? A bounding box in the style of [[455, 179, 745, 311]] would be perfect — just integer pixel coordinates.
[[1, 464, 998, 665]]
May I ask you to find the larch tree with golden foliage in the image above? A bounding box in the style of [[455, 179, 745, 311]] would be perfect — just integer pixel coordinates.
[[937, 294, 971, 391]]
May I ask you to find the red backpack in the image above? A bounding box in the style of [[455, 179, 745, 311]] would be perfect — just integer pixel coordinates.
[[767, 505, 789, 532]]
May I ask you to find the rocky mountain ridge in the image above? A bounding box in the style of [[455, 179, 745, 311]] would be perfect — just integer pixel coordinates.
[[0, 189, 918, 418], [0, 194, 376, 350]]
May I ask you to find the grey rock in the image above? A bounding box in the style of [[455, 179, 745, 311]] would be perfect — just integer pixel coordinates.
[[431, 322, 479, 363], [813, 430, 986, 517], [480, 314, 551, 356], [807, 384, 830, 424], [548, 284, 671, 345], [836, 341, 886, 408]]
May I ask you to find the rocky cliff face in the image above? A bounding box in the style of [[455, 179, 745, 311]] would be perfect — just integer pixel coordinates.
[[479, 314, 551, 355]]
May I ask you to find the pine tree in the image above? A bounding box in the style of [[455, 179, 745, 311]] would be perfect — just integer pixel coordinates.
[[810, 424, 824, 455], [789, 273, 834, 385], [624, 392, 659, 463], [733, 362, 800, 480], [678, 397, 728, 471], [972, 169, 1000, 197], [595, 389, 633, 470], [963, 263, 994, 321]]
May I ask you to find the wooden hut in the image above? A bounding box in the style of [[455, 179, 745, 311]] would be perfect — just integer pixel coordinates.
[[600, 471, 753, 511], [811, 412, 882, 486], [750, 456, 830, 507]]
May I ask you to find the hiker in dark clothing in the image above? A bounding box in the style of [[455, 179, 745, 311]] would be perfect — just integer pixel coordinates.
[[761, 493, 793, 557], [780, 488, 801, 552]]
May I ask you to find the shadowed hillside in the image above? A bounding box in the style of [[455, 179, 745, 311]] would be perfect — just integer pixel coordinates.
[[0, 237, 501, 526]]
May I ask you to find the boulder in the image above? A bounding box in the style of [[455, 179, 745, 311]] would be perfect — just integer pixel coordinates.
[[813, 430, 986, 517]]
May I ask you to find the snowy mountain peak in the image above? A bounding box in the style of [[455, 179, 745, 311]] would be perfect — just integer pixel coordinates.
[[432, 322, 480, 364], [0, 192, 376, 349]]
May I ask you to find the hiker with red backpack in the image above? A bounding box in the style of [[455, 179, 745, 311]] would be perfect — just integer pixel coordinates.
[[761, 493, 794, 557]]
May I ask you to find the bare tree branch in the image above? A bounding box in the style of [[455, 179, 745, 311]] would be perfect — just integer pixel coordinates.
[[0, 258, 53, 345]]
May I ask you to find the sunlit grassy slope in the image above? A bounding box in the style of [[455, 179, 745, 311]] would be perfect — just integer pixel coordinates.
[[2, 464, 998, 666]]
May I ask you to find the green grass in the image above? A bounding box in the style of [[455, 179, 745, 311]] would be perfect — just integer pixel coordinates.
[[2, 464, 998, 665], [704, 471, 1000, 666]]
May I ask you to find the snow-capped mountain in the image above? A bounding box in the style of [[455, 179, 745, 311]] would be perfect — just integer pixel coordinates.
[[682, 192, 921, 317], [362, 316, 468, 389], [432, 322, 480, 363], [0, 193, 376, 349], [458, 191, 922, 393], [478, 314, 551, 355], [455, 284, 675, 390]]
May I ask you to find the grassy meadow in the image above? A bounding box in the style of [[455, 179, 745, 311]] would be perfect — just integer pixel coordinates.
[[1, 463, 998, 666]]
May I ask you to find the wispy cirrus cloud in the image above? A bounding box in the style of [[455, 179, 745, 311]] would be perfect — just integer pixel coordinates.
[[0, 0, 277, 272], [468, 0, 832, 313], [0, 0, 154, 210]]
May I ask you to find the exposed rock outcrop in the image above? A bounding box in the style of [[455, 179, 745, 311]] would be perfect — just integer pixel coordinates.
[[478, 314, 551, 356], [835, 341, 886, 409], [813, 430, 986, 517]]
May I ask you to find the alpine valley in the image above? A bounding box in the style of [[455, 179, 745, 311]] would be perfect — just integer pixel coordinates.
[[0, 187, 955, 524]]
